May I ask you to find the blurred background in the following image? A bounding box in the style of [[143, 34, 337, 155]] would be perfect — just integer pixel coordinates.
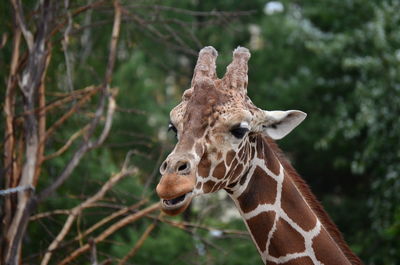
[[1, 0, 399, 264]]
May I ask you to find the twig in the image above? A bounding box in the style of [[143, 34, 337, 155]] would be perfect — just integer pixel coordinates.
[[30, 209, 71, 221], [43, 124, 90, 161], [44, 88, 98, 141], [39, 158, 137, 265], [38, 88, 116, 201], [59, 202, 160, 265], [10, 0, 34, 51], [63, 0, 74, 92], [117, 213, 162, 265], [124, 4, 256, 17], [38, 0, 121, 202], [50, 0, 107, 38], [79, 0, 94, 64], [89, 238, 98, 265], [163, 23, 190, 51], [16, 85, 100, 118], [142, 146, 166, 197], [2, 23, 21, 246], [115, 106, 146, 115], [155, 216, 249, 238], [45, 85, 99, 98], [120, 8, 197, 56], [34, 42, 52, 186], [104, 0, 121, 86], [73, 199, 148, 242]]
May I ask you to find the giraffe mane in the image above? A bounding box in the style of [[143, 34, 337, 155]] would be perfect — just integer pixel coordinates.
[[264, 137, 363, 265]]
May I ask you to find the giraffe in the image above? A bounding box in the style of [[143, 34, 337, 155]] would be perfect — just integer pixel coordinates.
[[156, 46, 362, 265]]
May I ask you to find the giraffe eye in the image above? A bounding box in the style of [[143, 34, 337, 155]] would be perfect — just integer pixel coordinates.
[[168, 122, 178, 137], [230, 125, 249, 139]]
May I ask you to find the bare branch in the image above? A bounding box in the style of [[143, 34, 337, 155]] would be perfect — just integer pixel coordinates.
[[10, 0, 34, 51], [154, 215, 249, 238], [89, 238, 98, 265], [73, 200, 148, 242], [34, 44, 52, 186], [50, 0, 108, 38], [15, 86, 99, 119], [115, 106, 146, 115], [2, 23, 21, 247], [62, 0, 74, 92], [30, 209, 71, 221], [40, 159, 137, 265], [79, 0, 94, 64], [59, 202, 160, 265], [4, 1, 54, 263], [124, 4, 256, 17], [43, 124, 90, 161], [44, 88, 98, 141], [104, 0, 121, 86], [117, 214, 161, 265], [92, 89, 117, 148], [38, 0, 122, 201]]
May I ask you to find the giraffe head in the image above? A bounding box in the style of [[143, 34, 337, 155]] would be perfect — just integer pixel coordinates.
[[156, 46, 306, 215]]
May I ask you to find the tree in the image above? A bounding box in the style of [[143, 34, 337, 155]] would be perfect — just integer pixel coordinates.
[[0, 0, 256, 264]]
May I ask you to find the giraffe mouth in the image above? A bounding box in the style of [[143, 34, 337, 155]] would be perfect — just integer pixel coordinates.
[[160, 192, 193, 215]]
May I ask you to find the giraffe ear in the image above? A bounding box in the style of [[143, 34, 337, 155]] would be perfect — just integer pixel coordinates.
[[262, 110, 307, 140]]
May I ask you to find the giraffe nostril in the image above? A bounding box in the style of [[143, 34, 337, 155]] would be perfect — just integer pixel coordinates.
[[160, 161, 168, 174], [178, 164, 188, 171], [176, 161, 190, 174]]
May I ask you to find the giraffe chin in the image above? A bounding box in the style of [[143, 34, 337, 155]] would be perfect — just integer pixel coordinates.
[[160, 192, 193, 216]]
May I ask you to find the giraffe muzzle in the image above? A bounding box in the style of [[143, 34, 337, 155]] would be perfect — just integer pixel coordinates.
[[156, 172, 196, 215], [161, 191, 193, 215]]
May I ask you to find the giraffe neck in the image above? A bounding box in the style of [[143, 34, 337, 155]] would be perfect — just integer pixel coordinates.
[[226, 135, 361, 265]]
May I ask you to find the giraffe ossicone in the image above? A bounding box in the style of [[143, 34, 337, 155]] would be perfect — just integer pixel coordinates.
[[156, 46, 362, 265]]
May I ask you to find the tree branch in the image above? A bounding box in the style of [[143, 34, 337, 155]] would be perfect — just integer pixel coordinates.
[[59, 202, 160, 265], [117, 214, 161, 265], [4, 1, 53, 263], [2, 23, 21, 252], [40, 154, 137, 265], [73, 199, 148, 243], [10, 0, 33, 51]]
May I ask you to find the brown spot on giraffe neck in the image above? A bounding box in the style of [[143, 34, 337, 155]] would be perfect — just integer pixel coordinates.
[[239, 167, 251, 185], [268, 218, 305, 258], [312, 228, 351, 265], [281, 173, 317, 231], [213, 161, 226, 179], [226, 150, 235, 166], [231, 163, 244, 181], [263, 140, 280, 176], [246, 211, 276, 253], [198, 154, 211, 178], [203, 180, 216, 193], [237, 166, 277, 213]]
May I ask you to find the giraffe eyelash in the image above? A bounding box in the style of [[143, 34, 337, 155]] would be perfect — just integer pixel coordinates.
[[168, 122, 178, 137]]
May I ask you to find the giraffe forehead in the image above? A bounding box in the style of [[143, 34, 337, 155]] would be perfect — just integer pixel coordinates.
[[172, 87, 250, 127]]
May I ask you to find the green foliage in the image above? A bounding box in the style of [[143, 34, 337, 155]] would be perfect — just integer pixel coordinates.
[[248, 0, 400, 263]]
